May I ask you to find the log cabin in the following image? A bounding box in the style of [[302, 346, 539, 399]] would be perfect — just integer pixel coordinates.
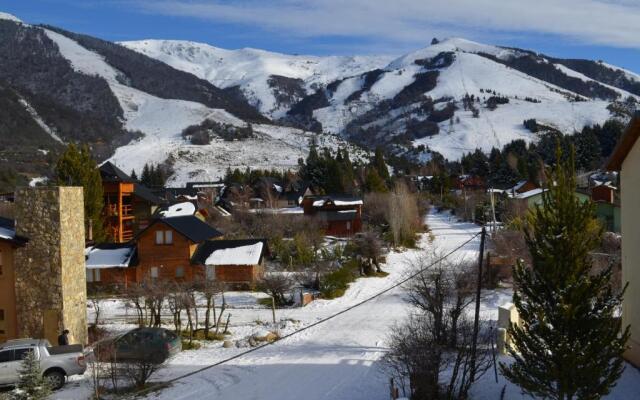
[[136, 215, 223, 282], [191, 238, 268, 289]]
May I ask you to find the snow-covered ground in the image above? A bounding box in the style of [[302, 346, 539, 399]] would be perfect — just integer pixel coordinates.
[[52, 211, 640, 399]]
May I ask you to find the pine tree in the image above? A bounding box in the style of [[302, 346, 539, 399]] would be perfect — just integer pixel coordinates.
[[130, 169, 138, 181], [372, 147, 390, 181], [500, 147, 629, 400], [141, 163, 151, 186], [54, 144, 105, 241], [8, 350, 52, 400], [364, 169, 388, 193]]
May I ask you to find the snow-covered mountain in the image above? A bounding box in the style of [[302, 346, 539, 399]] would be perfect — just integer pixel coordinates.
[[1, 9, 638, 189], [124, 37, 639, 160], [0, 14, 364, 187], [121, 39, 394, 119]]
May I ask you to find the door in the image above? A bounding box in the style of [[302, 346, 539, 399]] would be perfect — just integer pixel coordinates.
[[0, 348, 32, 385]]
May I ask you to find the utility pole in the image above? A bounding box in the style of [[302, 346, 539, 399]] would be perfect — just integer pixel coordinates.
[[470, 226, 486, 382]]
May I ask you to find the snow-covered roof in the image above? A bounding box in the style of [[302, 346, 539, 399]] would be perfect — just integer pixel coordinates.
[[205, 242, 263, 266], [511, 180, 528, 192], [159, 201, 196, 218], [0, 226, 15, 241], [192, 239, 268, 266], [514, 188, 546, 199], [313, 198, 363, 207], [85, 244, 136, 269]]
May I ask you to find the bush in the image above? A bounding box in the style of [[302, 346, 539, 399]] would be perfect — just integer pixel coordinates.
[[320, 260, 359, 299]]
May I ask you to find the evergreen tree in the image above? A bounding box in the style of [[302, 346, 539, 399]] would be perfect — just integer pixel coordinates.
[[141, 163, 151, 186], [130, 169, 138, 181], [573, 128, 602, 171], [364, 169, 388, 193], [7, 350, 52, 400], [501, 147, 629, 400], [372, 147, 390, 182], [54, 144, 105, 241]]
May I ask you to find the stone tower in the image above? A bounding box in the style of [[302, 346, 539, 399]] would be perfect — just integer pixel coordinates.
[[13, 187, 87, 345]]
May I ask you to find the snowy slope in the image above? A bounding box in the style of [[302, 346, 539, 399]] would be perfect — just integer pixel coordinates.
[[41, 28, 363, 186], [120, 39, 394, 118], [310, 38, 638, 158]]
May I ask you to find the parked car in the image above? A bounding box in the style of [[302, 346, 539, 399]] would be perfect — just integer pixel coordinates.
[[0, 339, 86, 390], [90, 327, 181, 364]]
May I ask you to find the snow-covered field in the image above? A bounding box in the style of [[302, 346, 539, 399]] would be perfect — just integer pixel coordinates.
[[52, 211, 640, 399]]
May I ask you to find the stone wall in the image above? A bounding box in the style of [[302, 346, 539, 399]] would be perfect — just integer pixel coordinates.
[[13, 187, 87, 345]]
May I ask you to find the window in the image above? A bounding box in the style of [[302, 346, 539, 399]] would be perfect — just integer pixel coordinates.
[[346, 221, 352, 231], [206, 265, 215, 281], [150, 267, 159, 279], [155, 230, 173, 245], [86, 269, 101, 283], [14, 348, 32, 361], [175, 266, 184, 278], [0, 309, 4, 320], [0, 350, 12, 363]]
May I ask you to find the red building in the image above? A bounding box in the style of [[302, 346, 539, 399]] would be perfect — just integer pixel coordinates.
[[591, 183, 616, 204], [301, 195, 363, 237]]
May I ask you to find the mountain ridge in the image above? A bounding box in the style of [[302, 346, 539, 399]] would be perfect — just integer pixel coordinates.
[[0, 11, 638, 190]]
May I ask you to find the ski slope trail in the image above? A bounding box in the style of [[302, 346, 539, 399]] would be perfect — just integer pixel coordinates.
[[147, 212, 481, 400]]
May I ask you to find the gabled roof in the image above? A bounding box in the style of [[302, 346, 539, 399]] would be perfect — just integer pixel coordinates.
[[134, 184, 165, 205], [191, 238, 268, 266], [85, 243, 138, 269], [139, 216, 223, 243], [99, 161, 134, 183], [606, 111, 640, 171]]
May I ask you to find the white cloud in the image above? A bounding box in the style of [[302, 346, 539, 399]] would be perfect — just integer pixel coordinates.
[[130, 0, 640, 49]]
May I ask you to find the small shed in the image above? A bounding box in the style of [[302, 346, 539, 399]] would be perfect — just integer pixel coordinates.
[[191, 239, 268, 288], [85, 243, 138, 288]]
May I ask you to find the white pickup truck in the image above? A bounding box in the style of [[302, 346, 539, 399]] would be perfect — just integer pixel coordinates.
[[0, 339, 86, 390]]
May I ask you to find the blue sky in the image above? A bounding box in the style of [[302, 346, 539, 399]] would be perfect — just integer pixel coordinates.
[[2, 0, 640, 74]]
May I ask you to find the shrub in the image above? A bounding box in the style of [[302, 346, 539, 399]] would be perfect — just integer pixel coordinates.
[[320, 260, 359, 299]]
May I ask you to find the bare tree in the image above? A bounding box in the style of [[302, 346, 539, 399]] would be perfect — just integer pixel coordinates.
[[383, 255, 493, 399], [257, 273, 294, 307], [123, 283, 147, 327], [198, 279, 225, 339], [354, 229, 384, 274]]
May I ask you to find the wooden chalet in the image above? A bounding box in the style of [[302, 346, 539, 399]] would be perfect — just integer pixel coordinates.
[[191, 238, 268, 288], [301, 195, 363, 237], [99, 162, 165, 242], [136, 215, 223, 282]]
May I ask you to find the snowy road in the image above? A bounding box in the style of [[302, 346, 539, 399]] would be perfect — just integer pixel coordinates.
[[144, 211, 482, 400]]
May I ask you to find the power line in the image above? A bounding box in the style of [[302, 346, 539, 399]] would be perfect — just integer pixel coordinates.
[[127, 230, 482, 398]]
